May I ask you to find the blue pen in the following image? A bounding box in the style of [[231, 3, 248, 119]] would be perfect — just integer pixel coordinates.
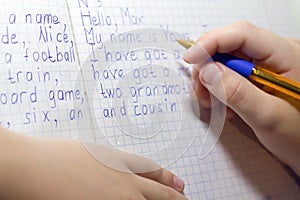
[[177, 39, 300, 107]]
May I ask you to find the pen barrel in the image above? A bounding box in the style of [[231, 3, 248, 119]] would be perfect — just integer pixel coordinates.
[[250, 66, 300, 110], [252, 66, 300, 94]]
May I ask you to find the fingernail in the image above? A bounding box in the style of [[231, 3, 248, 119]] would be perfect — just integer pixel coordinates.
[[200, 64, 224, 85], [183, 44, 204, 63], [173, 175, 184, 191]]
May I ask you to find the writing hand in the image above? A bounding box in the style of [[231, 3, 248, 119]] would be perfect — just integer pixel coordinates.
[[184, 21, 300, 176]]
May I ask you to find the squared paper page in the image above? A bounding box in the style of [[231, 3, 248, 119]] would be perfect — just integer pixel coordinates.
[[66, 0, 300, 199], [0, 0, 81, 138], [0, 0, 298, 200]]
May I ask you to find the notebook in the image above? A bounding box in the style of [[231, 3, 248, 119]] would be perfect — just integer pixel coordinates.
[[0, 0, 299, 199]]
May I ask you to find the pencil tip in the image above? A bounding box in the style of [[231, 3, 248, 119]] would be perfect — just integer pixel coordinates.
[[177, 39, 193, 49]]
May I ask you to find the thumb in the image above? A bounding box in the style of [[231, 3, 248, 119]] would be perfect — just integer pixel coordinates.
[[119, 150, 185, 192], [123, 152, 185, 193], [83, 142, 185, 192], [137, 168, 185, 193], [198, 62, 285, 129]]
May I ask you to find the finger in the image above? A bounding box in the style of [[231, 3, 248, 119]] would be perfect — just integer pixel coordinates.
[[184, 21, 299, 74], [198, 62, 297, 133], [139, 177, 188, 200], [191, 67, 211, 108], [225, 107, 237, 119], [82, 144, 186, 193], [123, 152, 185, 192], [192, 67, 236, 119], [84, 142, 167, 173], [120, 151, 184, 192], [137, 168, 185, 193]]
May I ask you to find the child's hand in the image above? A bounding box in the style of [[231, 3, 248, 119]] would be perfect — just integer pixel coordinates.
[[184, 21, 300, 176], [0, 127, 186, 200]]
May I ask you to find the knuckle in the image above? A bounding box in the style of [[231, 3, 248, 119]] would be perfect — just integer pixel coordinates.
[[225, 78, 247, 106]]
